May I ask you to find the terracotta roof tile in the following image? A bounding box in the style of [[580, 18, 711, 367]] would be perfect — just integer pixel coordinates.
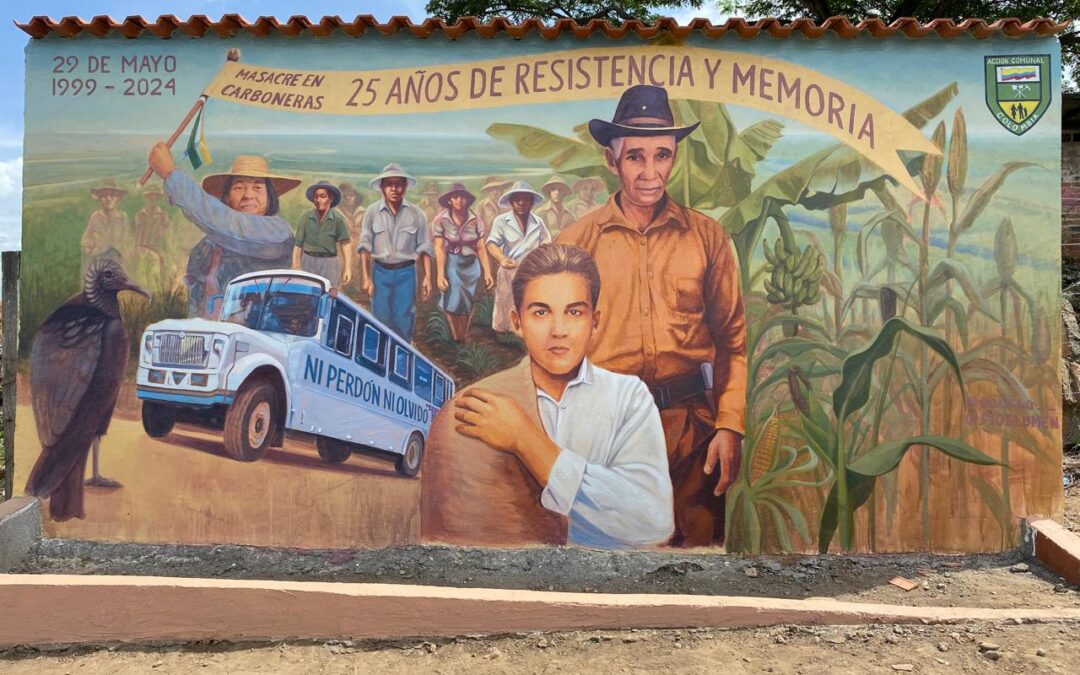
[[15, 15, 1069, 40]]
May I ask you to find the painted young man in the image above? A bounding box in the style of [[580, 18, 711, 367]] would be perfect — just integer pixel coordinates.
[[570, 176, 605, 219], [133, 187, 169, 291], [557, 85, 747, 548], [81, 179, 130, 268], [356, 163, 434, 341], [292, 181, 352, 287], [453, 243, 674, 550], [534, 176, 575, 236], [147, 143, 299, 318], [486, 180, 552, 333]]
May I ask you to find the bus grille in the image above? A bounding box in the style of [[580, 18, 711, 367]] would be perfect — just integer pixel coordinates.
[[155, 333, 208, 367]]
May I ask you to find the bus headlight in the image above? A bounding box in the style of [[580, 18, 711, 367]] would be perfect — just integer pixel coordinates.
[[140, 332, 154, 366]]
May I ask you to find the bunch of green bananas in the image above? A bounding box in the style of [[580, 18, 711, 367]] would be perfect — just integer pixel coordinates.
[[762, 239, 824, 310]]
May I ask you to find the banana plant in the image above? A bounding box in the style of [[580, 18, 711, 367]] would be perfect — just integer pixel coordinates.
[[485, 98, 783, 209]]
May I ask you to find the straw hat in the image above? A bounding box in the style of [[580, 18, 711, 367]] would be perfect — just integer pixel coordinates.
[[481, 176, 513, 193], [306, 181, 342, 208], [368, 163, 416, 190], [541, 176, 572, 196], [422, 181, 442, 196], [438, 182, 476, 209], [90, 178, 127, 199], [497, 180, 545, 208], [141, 187, 164, 199], [338, 182, 364, 205], [572, 176, 605, 194], [201, 156, 301, 198]]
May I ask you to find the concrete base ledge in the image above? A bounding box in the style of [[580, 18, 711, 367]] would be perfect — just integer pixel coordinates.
[[0, 497, 41, 573], [1027, 518, 1080, 585], [2, 574, 1080, 648]]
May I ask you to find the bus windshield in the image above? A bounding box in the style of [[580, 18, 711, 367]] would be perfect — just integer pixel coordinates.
[[220, 276, 324, 337]]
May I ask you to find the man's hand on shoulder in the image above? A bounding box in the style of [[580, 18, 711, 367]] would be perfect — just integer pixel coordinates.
[[454, 388, 530, 452], [704, 429, 742, 496], [455, 387, 560, 485]]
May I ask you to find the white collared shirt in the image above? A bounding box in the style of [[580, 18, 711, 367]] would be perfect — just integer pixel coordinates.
[[536, 358, 674, 549], [486, 211, 552, 261]]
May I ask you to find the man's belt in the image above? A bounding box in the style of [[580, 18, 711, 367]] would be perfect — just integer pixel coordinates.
[[375, 260, 416, 270], [649, 369, 709, 410], [302, 250, 336, 258]]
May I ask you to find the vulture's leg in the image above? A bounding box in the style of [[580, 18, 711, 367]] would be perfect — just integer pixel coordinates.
[[85, 436, 123, 488]]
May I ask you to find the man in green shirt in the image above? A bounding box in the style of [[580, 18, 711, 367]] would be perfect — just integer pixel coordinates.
[[293, 181, 353, 287]]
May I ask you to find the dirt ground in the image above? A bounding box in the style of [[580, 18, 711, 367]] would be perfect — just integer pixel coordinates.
[[1064, 453, 1079, 533], [16, 535, 1080, 610], [2, 621, 1077, 674]]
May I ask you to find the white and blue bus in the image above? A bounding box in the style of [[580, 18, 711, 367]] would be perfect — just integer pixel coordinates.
[[134, 269, 454, 476]]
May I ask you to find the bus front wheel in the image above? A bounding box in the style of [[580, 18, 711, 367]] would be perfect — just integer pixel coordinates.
[[223, 381, 278, 462], [395, 433, 425, 477], [141, 401, 175, 438], [316, 437, 352, 464]]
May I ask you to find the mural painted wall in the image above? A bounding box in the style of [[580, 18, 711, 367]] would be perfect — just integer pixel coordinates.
[[15, 26, 1064, 554]]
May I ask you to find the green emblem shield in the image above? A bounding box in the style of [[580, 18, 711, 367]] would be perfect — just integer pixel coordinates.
[[984, 54, 1051, 136]]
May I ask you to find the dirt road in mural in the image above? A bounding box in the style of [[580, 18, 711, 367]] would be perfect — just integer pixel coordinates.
[[13, 406, 419, 548]]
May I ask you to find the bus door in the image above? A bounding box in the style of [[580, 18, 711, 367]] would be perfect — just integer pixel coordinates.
[[290, 297, 357, 437]]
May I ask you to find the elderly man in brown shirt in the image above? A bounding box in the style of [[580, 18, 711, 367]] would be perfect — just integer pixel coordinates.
[[557, 84, 747, 547]]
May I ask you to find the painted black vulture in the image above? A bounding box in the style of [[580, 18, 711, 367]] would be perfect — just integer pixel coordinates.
[[25, 258, 148, 521]]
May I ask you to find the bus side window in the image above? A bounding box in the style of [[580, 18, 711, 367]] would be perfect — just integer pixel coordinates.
[[445, 378, 454, 402], [325, 300, 357, 358], [414, 359, 434, 402], [433, 373, 445, 407], [389, 342, 412, 389], [356, 321, 387, 377], [334, 315, 355, 357]]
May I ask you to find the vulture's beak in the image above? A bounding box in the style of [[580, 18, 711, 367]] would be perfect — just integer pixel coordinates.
[[123, 281, 151, 301]]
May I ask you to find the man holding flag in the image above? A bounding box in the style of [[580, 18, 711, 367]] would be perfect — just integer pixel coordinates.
[[147, 133, 299, 317]]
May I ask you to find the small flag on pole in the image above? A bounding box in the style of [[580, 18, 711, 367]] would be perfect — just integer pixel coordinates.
[[185, 106, 213, 169]]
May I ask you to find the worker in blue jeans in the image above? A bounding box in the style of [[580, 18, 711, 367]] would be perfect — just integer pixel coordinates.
[[356, 163, 434, 342]]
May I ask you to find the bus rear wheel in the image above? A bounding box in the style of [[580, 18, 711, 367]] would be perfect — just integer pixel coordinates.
[[395, 433, 424, 477], [316, 437, 352, 464], [141, 401, 175, 438], [223, 381, 278, 462]]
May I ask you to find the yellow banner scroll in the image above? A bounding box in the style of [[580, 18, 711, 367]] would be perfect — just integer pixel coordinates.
[[203, 46, 941, 197]]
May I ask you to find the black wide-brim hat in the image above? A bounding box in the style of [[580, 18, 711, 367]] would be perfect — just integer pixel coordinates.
[[306, 181, 342, 208], [589, 84, 699, 148]]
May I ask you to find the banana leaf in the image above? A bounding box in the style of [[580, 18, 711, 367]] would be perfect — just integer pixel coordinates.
[[486, 122, 615, 189], [670, 99, 784, 209], [833, 317, 962, 421]]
